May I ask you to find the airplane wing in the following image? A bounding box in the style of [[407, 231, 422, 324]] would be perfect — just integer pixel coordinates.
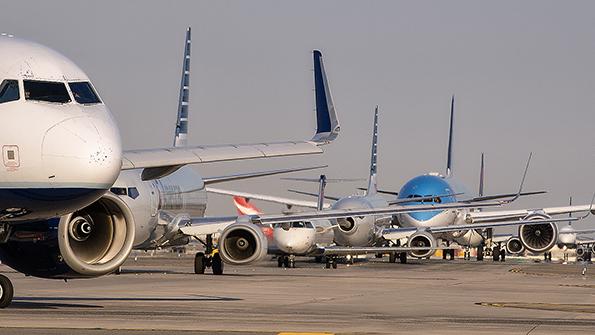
[[206, 187, 327, 209], [381, 216, 582, 241], [178, 200, 503, 237], [468, 204, 595, 223], [122, 50, 339, 180]]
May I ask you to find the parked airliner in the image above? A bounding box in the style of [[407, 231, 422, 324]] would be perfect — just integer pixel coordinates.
[[0, 28, 341, 308]]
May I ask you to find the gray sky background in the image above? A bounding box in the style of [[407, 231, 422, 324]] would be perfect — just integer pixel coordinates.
[[2, 1, 595, 226]]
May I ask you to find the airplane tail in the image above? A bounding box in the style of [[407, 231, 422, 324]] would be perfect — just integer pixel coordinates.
[[310, 50, 340, 144], [316, 175, 328, 211], [173, 27, 192, 147], [366, 106, 379, 196], [232, 196, 262, 215], [446, 95, 455, 176], [479, 153, 485, 197]]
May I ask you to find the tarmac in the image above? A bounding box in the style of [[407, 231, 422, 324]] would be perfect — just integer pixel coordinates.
[[1, 253, 595, 334]]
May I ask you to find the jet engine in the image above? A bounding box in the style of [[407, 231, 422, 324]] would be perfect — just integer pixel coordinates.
[[408, 231, 436, 258], [0, 192, 135, 279], [218, 222, 268, 265], [505, 237, 525, 254], [577, 246, 587, 260], [518, 214, 558, 253]]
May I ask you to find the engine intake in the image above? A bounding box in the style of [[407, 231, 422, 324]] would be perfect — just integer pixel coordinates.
[[518, 214, 557, 253], [505, 237, 525, 254], [408, 231, 436, 258], [58, 192, 135, 277], [218, 222, 267, 265]]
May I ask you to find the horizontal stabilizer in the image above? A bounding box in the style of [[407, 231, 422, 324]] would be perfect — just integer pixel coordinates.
[[203, 165, 326, 185]]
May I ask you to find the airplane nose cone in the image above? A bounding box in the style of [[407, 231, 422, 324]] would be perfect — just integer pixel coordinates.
[[41, 115, 122, 189]]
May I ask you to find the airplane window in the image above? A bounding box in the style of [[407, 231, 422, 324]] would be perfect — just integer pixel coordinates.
[[23, 80, 71, 103], [69, 82, 101, 104], [292, 222, 306, 228], [0, 80, 19, 103], [128, 187, 140, 199], [110, 187, 127, 196], [305, 222, 314, 228]]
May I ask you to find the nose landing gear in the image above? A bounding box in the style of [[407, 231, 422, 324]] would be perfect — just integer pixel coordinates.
[[194, 234, 224, 275]]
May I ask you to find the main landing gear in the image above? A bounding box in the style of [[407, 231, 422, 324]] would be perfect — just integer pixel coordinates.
[[325, 257, 338, 269], [0, 274, 13, 308], [388, 252, 407, 264], [194, 234, 224, 275], [277, 255, 296, 268]]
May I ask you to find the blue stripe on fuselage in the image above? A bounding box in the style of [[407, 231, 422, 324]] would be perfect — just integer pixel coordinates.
[[398, 175, 456, 221]]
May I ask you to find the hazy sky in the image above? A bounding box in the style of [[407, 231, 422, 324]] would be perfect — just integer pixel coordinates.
[[2, 1, 594, 225]]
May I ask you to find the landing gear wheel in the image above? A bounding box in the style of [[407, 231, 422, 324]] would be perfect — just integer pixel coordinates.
[[277, 257, 283, 268], [499, 249, 506, 262], [399, 252, 407, 264], [194, 252, 206, 274], [477, 245, 484, 261], [212, 253, 224, 275], [282, 256, 289, 268], [332, 261, 337, 269], [389, 253, 397, 263], [492, 246, 500, 262], [0, 274, 13, 308]]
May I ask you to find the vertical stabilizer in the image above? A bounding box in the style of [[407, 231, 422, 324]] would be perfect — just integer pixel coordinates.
[[446, 95, 455, 176], [479, 153, 485, 197], [174, 27, 192, 147], [316, 175, 327, 211], [311, 50, 340, 143], [366, 106, 379, 196]]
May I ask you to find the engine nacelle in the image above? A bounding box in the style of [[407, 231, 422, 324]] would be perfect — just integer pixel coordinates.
[[408, 231, 436, 258], [505, 237, 525, 254], [0, 192, 135, 279], [218, 222, 267, 265], [518, 214, 558, 253], [58, 192, 135, 276], [577, 246, 587, 260]]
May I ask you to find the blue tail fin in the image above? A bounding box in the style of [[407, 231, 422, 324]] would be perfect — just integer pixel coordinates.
[[311, 50, 340, 144], [174, 27, 191, 147]]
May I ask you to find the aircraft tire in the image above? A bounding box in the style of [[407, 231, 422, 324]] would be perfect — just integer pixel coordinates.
[[194, 252, 206, 274], [389, 253, 397, 263], [277, 257, 283, 267], [0, 274, 13, 308], [399, 252, 407, 264], [332, 262, 337, 269], [212, 253, 224, 275]]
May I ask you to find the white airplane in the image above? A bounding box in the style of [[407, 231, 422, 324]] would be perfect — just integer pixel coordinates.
[[205, 107, 581, 267], [0, 29, 341, 308], [231, 195, 334, 268], [503, 197, 595, 262]]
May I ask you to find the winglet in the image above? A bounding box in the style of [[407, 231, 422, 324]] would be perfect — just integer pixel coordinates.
[[446, 95, 455, 176], [310, 50, 340, 144], [501, 152, 532, 204], [174, 27, 192, 147], [366, 106, 379, 195], [577, 193, 595, 219]]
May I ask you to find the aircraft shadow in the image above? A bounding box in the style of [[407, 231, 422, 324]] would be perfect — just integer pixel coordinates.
[[10, 295, 241, 309]]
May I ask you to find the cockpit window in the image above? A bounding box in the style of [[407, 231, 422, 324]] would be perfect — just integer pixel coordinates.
[[69, 82, 101, 104], [24, 80, 71, 103], [0, 80, 19, 103]]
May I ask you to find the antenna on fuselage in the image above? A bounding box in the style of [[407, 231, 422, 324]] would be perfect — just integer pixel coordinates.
[[174, 27, 192, 148], [446, 95, 455, 177], [366, 106, 379, 196]]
